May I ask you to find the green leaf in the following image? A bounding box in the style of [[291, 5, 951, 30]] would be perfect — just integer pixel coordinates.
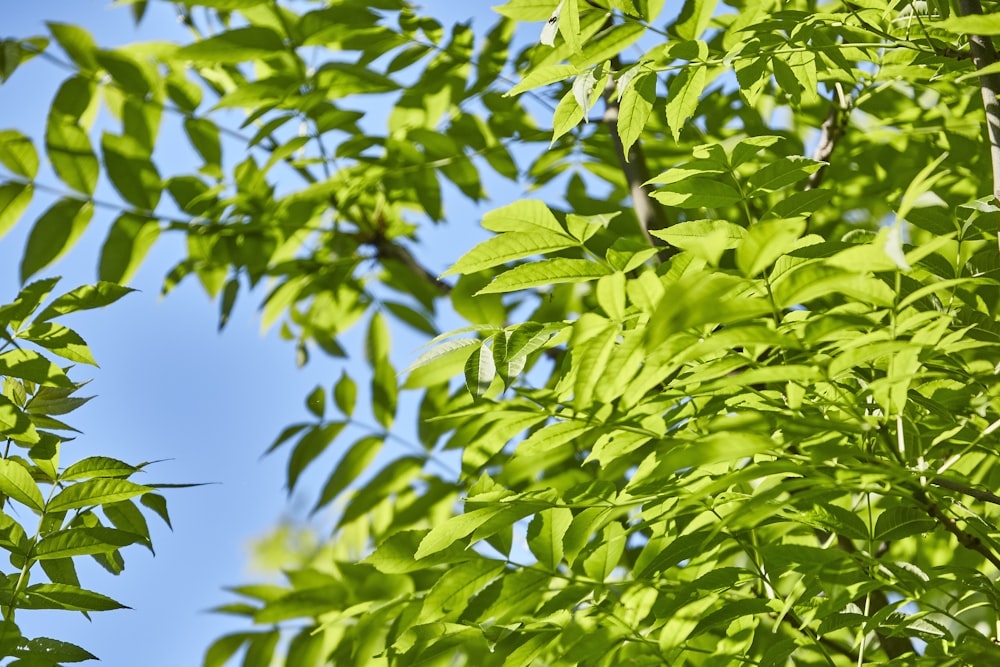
[[746, 156, 824, 195], [19, 322, 95, 365], [45, 122, 98, 195], [15, 637, 96, 663], [617, 70, 656, 158], [60, 456, 139, 481], [765, 189, 832, 218], [583, 522, 626, 580], [286, 422, 346, 493], [184, 117, 222, 169], [98, 213, 161, 284], [332, 371, 357, 417], [0, 182, 33, 240], [175, 27, 285, 63], [0, 458, 44, 511], [443, 230, 578, 277], [33, 526, 144, 560], [101, 132, 161, 210], [526, 507, 573, 570], [312, 436, 383, 513], [21, 198, 93, 283], [650, 178, 741, 208], [47, 478, 151, 513], [736, 219, 806, 277], [493, 0, 560, 21], [23, 583, 127, 611], [46, 23, 99, 71], [0, 130, 39, 178], [364, 529, 476, 574], [665, 65, 707, 141], [481, 199, 565, 234], [0, 395, 40, 445], [416, 504, 537, 559], [0, 349, 72, 388], [404, 338, 481, 389], [478, 258, 613, 294], [672, 0, 719, 40], [418, 558, 506, 623], [464, 342, 497, 397], [937, 13, 1000, 35], [305, 385, 325, 419], [35, 282, 134, 322], [874, 506, 935, 541], [651, 219, 745, 265], [203, 633, 254, 667], [140, 492, 171, 529]]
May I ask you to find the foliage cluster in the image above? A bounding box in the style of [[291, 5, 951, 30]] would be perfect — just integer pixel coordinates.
[[4, 0, 1000, 664]]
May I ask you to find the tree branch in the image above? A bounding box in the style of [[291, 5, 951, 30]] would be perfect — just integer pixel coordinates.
[[956, 0, 1000, 204], [806, 88, 850, 191], [603, 58, 671, 248]]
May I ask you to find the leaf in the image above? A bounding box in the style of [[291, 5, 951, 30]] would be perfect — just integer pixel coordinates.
[[478, 258, 613, 294], [443, 230, 578, 276], [0, 182, 33, 240], [21, 199, 93, 282], [203, 633, 254, 667], [665, 65, 707, 141], [650, 178, 742, 208], [583, 522, 626, 580], [481, 199, 565, 234], [0, 130, 39, 178], [765, 189, 832, 218], [526, 507, 573, 569], [673, 0, 719, 40], [416, 504, 536, 559], [404, 338, 481, 389], [184, 117, 222, 169], [175, 27, 285, 63], [0, 395, 39, 445], [16, 637, 97, 663], [60, 456, 138, 481], [0, 349, 72, 387], [47, 478, 152, 513], [937, 13, 1000, 35], [46, 23, 99, 71], [874, 506, 935, 541], [101, 132, 161, 210], [0, 458, 44, 511], [33, 527, 143, 560], [617, 70, 656, 158], [736, 219, 806, 277], [23, 583, 127, 612], [19, 322, 95, 365], [305, 385, 325, 419], [35, 282, 134, 322], [286, 422, 346, 493], [651, 219, 745, 265], [312, 436, 383, 513], [464, 342, 497, 398], [98, 213, 161, 284], [46, 99, 98, 194], [747, 156, 824, 195], [332, 371, 357, 417]]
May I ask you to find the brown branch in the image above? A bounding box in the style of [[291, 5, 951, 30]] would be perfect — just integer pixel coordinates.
[[956, 0, 1000, 205], [603, 58, 671, 248], [915, 489, 1000, 571], [931, 477, 1000, 507], [806, 91, 850, 191]]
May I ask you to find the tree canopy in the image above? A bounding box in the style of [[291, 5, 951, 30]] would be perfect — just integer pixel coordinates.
[[3, 0, 1000, 664]]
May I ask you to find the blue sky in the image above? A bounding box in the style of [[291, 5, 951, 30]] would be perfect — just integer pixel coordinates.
[[0, 1, 510, 664]]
